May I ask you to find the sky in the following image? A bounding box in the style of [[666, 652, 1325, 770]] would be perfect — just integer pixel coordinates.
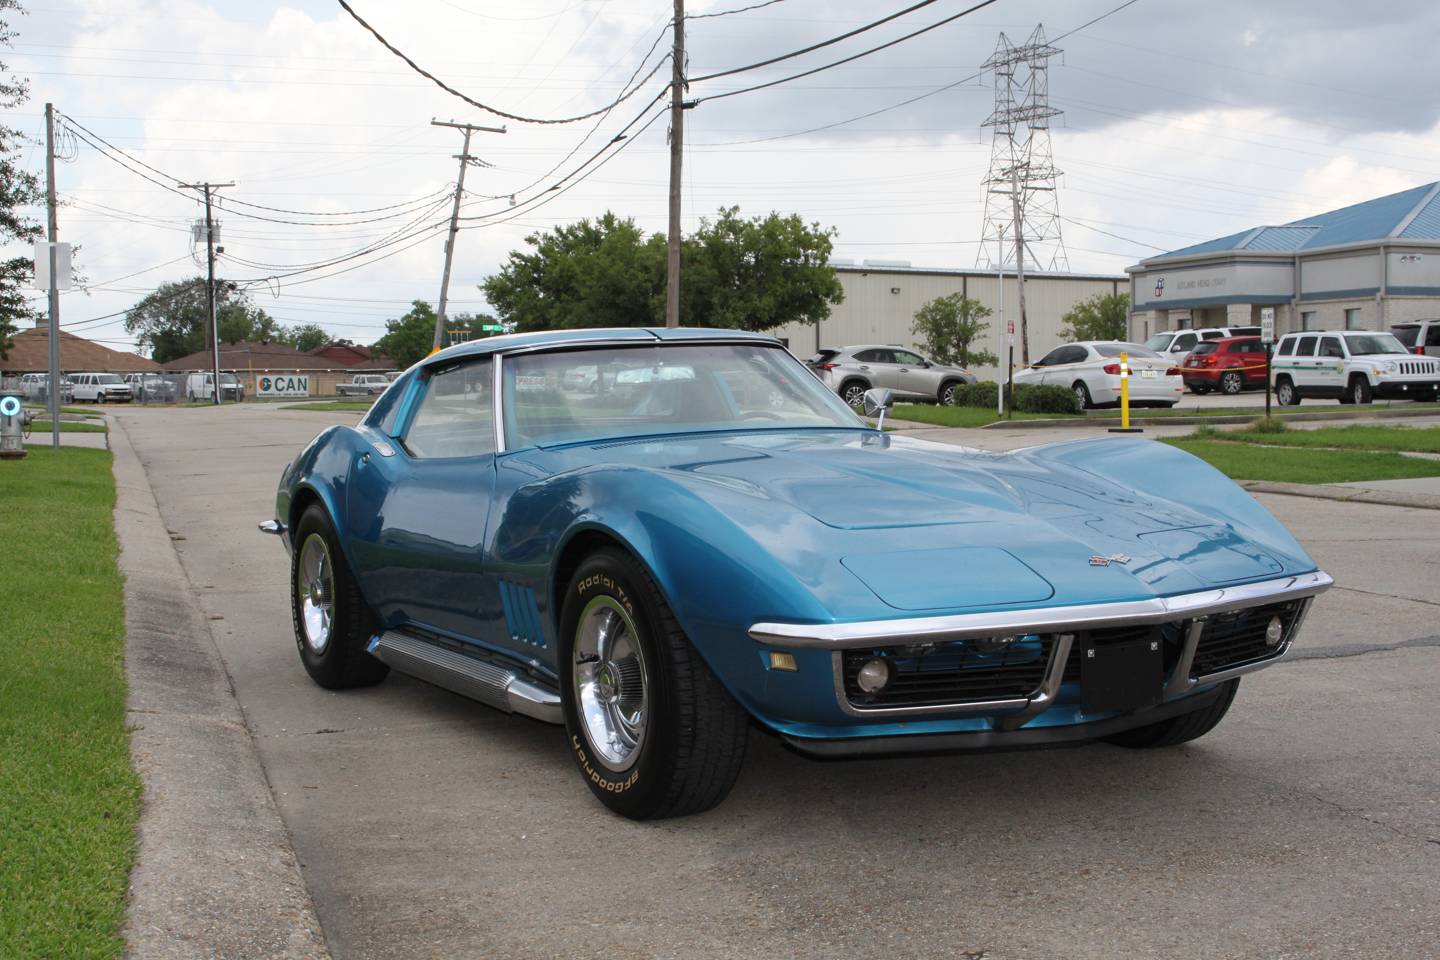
[[6, 0, 1440, 355]]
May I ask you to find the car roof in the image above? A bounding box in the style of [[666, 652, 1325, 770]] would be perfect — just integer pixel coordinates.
[[422, 326, 780, 368], [1212, 335, 1260, 344]]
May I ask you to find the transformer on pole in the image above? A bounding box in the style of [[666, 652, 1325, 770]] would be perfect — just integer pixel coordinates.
[[977, 25, 1069, 364]]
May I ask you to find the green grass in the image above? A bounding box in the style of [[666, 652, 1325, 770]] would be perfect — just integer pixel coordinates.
[[23, 404, 90, 416], [1212, 423, 1440, 454], [283, 399, 373, 412], [0, 447, 140, 959], [888, 404, 1071, 428], [1163, 438, 1440, 484], [30, 420, 109, 433]]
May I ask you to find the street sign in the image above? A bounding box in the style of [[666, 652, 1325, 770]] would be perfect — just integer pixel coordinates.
[[33, 242, 72, 291], [481, 324, 504, 332], [1260, 306, 1275, 344], [1006, 319, 1014, 336]]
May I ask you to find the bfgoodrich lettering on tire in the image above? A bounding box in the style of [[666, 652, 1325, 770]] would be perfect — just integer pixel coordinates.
[[559, 547, 747, 819]]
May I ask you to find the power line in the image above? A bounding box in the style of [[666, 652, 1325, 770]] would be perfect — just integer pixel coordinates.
[[335, 0, 672, 125], [686, 0, 788, 19]]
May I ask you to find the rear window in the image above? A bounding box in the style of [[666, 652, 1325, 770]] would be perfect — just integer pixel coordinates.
[[1189, 342, 1218, 355], [1200, 330, 1226, 340], [809, 350, 839, 365], [1391, 325, 1419, 347], [1229, 326, 1261, 336]]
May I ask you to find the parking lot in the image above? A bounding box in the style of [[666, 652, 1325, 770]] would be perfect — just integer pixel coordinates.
[[113, 403, 1439, 960]]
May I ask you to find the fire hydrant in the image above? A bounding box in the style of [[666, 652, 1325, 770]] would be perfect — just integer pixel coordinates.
[[0, 391, 32, 459]]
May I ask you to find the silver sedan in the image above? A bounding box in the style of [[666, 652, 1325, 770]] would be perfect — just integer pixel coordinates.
[[1013, 342, 1182, 410]]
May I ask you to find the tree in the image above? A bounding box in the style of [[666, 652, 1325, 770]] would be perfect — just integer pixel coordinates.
[[372, 300, 437, 368], [279, 323, 329, 353], [122, 277, 276, 363], [682, 206, 843, 331], [0, 1, 45, 360], [1059, 292, 1130, 342], [482, 207, 843, 333], [910, 294, 998, 368]]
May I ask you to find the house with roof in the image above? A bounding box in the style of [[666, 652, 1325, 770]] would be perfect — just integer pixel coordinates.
[[0, 327, 160, 374], [1127, 181, 1440, 342]]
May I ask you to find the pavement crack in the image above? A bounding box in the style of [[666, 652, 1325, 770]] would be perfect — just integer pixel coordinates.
[[1308, 793, 1440, 848], [1286, 634, 1440, 661], [1331, 584, 1440, 609]]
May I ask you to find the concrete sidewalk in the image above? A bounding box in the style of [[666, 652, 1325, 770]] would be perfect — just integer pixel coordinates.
[[112, 416, 328, 959]]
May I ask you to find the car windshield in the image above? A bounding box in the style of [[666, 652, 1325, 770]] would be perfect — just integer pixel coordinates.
[[96, 374, 124, 384], [1189, 342, 1218, 355], [221, 374, 239, 385], [503, 343, 860, 447], [1344, 333, 1407, 356], [1142, 335, 1171, 351], [1093, 343, 1162, 359]]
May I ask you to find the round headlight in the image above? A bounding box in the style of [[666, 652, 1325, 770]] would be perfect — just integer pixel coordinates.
[[855, 658, 892, 693], [1264, 616, 1285, 647]]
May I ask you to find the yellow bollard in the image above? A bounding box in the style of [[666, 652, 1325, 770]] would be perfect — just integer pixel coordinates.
[[1108, 349, 1143, 434]]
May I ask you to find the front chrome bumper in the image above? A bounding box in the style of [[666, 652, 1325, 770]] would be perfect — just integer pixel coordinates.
[[750, 571, 1332, 722]]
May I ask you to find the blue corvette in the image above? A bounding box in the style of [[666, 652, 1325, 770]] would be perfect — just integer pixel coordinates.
[[262, 327, 1331, 819]]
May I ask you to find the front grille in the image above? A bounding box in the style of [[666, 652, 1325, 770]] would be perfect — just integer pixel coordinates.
[[1397, 360, 1438, 377], [1190, 600, 1303, 677], [841, 635, 1056, 709]]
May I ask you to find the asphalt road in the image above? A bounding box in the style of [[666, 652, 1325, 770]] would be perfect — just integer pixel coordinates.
[[115, 404, 1440, 960]]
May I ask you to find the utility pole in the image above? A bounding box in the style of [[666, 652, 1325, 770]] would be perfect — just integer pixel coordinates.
[[665, 0, 685, 328], [43, 103, 60, 448], [1009, 165, 1030, 365], [179, 181, 233, 404], [431, 118, 505, 352]]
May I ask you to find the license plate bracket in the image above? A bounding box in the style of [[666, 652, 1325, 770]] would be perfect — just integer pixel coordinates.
[[1081, 636, 1163, 714]]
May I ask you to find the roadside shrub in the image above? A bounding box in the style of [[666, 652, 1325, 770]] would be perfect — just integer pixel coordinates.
[[1248, 416, 1288, 434], [1013, 383, 1082, 415], [952, 380, 999, 408], [1190, 424, 1219, 440]]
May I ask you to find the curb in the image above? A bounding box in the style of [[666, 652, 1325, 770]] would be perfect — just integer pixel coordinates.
[[978, 405, 1440, 430], [1240, 479, 1440, 511], [110, 417, 330, 959]]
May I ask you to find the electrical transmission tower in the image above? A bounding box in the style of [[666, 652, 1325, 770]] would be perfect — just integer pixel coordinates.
[[977, 25, 1069, 364]]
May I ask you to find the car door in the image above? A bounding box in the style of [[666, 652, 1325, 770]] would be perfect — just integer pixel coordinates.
[[1042, 345, 1090, 388], [1315, 335, 1347, 395], [1017, 346, 1064, 386], [345, 357, 501, 646], [851, 348, 898, 390], [890, 349, 935, 399], [1288, 335, 1320, 393]]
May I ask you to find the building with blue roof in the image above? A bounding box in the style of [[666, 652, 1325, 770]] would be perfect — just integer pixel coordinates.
[[1127, 182, 1440, 341]]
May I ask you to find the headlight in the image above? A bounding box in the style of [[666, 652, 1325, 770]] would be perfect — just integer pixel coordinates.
[[1382, 361, 1398, 373]]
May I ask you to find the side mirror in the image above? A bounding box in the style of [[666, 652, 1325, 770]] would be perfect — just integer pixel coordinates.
[[862, 387, 894, 420], [919, 360, 931, 368]]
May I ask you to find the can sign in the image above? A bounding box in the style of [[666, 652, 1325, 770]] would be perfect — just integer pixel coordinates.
[[257, 375, 310, 398]]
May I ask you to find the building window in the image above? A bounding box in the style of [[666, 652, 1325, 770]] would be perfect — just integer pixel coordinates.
[[1344, 308, 1361, 330], [1301, 311, 1316, 331]]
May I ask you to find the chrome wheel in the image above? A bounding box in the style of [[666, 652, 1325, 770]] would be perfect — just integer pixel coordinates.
[[842, 383, 866, 407], [297, 533, 334, 655], [573, 596, 649, 771], [1220, 372, 1243, 395], [940, 383, 957, 405]]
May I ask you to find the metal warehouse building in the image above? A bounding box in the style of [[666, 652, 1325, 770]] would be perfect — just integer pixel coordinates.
[[771, 261, 1126, 382], [1128, 181, 1440, 341]]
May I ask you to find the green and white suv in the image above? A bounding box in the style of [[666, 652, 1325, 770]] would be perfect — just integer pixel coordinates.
[[1271, 330, 1440, 405]]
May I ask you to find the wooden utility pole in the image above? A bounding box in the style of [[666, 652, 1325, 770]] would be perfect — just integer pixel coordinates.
[[431, 118, 505, 351], [43, 103, 60, 448], [179, 181, 234, 404], [664, 0, 685, 328]]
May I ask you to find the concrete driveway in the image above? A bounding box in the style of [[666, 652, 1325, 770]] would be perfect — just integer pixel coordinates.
[[115, 404, 1440, 960]]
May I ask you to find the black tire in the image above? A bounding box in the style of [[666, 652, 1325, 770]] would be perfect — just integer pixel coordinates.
[[1219, 371, 1243, 395], [839, 379, 869, 408], [1103, 679, 1239, 749], [1348, 376, 1373, 405], [1190, 384, 1210, 395], [1275, 377, 1300, 406], [938, 380, 962, 406], [1072, 381, 1092, 410], [559, 547, 748, 819], [290, 503, 389, 690]]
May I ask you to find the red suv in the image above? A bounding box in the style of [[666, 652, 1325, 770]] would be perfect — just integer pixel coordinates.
[[1182, 335, 1268, 394]]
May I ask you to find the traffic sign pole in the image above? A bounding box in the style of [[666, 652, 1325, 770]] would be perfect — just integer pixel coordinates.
[[1261, 307, 1276, 418]]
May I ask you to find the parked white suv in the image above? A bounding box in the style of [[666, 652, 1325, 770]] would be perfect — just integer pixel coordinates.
[[1144, 326, 1261, 364], [1271, 330, 1440, 405], [70, 372, 133, 403], [1391, 320, 1440, 357]]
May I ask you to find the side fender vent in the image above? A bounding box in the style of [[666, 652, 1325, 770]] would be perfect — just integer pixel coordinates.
[[498, 580, 547, 649]]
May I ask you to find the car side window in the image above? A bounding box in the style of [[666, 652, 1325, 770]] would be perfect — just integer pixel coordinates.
[[1034, 347, 1063, 367], [404, 359, 495, 459], [853, 349, 890, 363], [1173, 333, 1198, 351], [1277, 338, 1295, 356], [1428, 326, 1440, 347], [1062, 345, 1089, 364], [892, 350, 925, 365], [1295, 336, 1318, 357], [1319, 336, 1345, 359], [1200, 331, 1224, 340]]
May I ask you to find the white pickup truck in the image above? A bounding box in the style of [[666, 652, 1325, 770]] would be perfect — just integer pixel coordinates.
[[335, 374, 392, 397]]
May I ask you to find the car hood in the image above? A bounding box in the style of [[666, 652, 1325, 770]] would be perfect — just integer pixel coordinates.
[[518, 429, 1317, 618]]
